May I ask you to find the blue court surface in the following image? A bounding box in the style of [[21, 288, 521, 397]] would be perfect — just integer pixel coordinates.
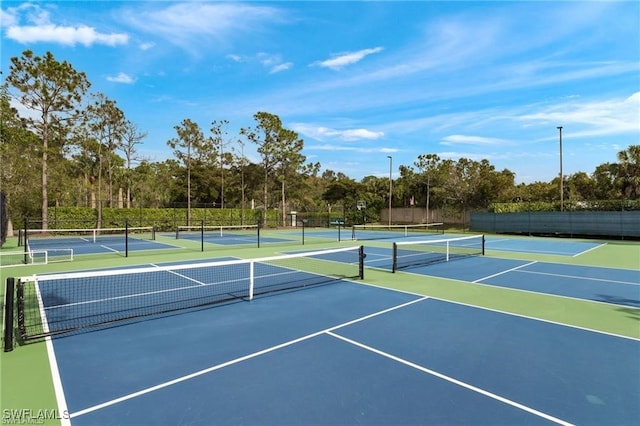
[[485, 237, 604, 256], [47, 279, 638, 425], [364, 246, 640, 308]]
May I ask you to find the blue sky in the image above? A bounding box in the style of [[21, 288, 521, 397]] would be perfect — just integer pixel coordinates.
[[2, 1, 639, 184]]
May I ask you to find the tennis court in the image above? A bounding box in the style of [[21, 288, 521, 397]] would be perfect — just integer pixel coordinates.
[[25, 277, 640, 425], [365, 246, 639, 308], [2, 233, 639, 425]]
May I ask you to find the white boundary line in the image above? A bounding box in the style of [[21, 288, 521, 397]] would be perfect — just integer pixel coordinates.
[[514, 269, 640, 286], [327, 331, 573, 426], [34, 282, 71, 426], [573, 242, 607, 257], [473, 261, 538, 283]]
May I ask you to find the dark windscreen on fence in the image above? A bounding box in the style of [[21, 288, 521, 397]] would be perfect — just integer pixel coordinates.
[[470, 211, 640, 239]]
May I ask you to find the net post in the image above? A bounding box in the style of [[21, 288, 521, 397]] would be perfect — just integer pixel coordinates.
[[392, 242, 398, 273], [23, 217, 28, 264], [358, 246, 365, 279], [125, 220, 129, 257], [152, 226, 156, 241], [302, 220, 305, 245], [201, 220, 204, 252], [248, 261, 255, 300], [482, 234, 485, 256], [351, 225, 356, 241], [257, 220, 261, 248], [175, 226, 179, 239], [446, 241, 450, 261], [3, 278, 15, 352], [337, 222, 341, 242]]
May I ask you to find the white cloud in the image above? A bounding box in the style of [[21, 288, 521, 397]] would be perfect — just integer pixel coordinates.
[[340, 128, 385, 141], [226, 54, 243, 63], [516, 91, 640, 137], [313, 47, 384, 70], [107, 72, 135, 84], [4, 3, 128, 47], [6, 24, 128, 46], [440, 135, 511, 146], [258, 53, 293, 74], [292, 124, 384, 141], [139, 42, 155, 51], [226, 53, 292, 74], [307, 144, 397, 154], [270, 62, 293, 74], [1, 7, 19, 27], [122, 3, 286, 54]]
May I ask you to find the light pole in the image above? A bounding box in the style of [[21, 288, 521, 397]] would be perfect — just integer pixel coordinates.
[[387, 155, 393, 227], [557, 126, 563, 212]]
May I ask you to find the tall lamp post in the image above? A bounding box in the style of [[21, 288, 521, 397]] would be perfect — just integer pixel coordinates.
[[557, 126, 563, 212], [387, 155, 393, 226]]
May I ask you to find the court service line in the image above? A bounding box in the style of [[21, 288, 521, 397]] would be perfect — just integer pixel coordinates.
[[327, 331, 573, 426], [69, 296, 430, 419], [100, 245, 119, 253], [161, 269, 208, 286], [573, 243, 606, 257], [473, 261, 538, 283], [514, 269, 639, 286]]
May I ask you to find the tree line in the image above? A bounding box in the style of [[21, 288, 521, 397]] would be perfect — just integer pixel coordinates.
[[1, 50, 639, 230]]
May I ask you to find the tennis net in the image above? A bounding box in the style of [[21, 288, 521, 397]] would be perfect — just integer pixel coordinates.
[[19, 226, 155, 247], [176, 224, 258, 240], [1, 249, 74, 267], [10, 245, 364, 342], [351, 223, 444, 240], [392, 234, 485, 272]]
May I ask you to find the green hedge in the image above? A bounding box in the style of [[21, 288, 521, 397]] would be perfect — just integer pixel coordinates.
[[28, 207, 278, 231]]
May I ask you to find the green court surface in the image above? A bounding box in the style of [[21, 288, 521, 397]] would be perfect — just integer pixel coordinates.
[[1, 231, 638, 425]]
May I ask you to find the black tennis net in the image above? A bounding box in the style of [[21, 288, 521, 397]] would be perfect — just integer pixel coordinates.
[[8, 246, 364, 343], [19, 226, 156, 247], [351, 223, 444, 240], [175, 224, 259, 240], [392, 234, 485, 272]]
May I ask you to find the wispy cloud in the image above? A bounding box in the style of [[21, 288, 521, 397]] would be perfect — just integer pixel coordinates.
[[306, 143, 398, 154], [516, 92, 640, 137], [121, 3, 287, 55], [292, 124, 384, 141], [3, 3, 128, 46], [139, 42, 155, 51], [440, 135, 511, 146], [258, 53, 293, 74], [227, 52, 293, 74], [106, 72, 136, 84], [313, 47, 384, 70], [270, 62, 293, 74]]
